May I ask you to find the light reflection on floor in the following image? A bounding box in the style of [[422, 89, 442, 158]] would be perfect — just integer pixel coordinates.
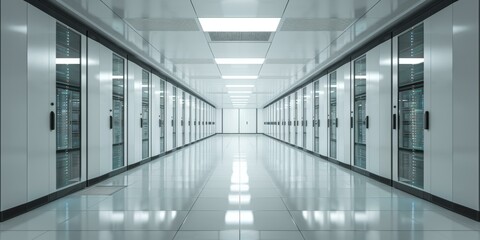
[[0, 135, 479, 240]]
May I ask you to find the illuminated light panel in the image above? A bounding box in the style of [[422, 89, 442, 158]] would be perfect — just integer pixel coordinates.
[[222, 76, 258, 80], [216, 58, 264, 65], [199, 18, 281, 32], [112, 75, 124, 79], [230, 96, 250, 98], [56, 58, 80, 64], [399, 58, 424, 65], [226, 85, 255, 88], [354, 75, 367, 79], [228, 91, 252, 94]]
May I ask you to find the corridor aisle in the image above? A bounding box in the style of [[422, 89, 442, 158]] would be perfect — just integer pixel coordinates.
[[1, 135, 480, 240]]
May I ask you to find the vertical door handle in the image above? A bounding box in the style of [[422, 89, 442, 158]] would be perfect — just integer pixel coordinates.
[[365, 116, 369, 129], [350, 116, 353, 129], [336, 118, 338, 128], [50, 111, 55, 131], [424, 111, 430, 130], [110, 116, 113, 129], [140, 118, 143, 128], [392, 114, 397, 130], [305, 121, 308, 127], [159, 119, 162, 127], [171, 119, 174, 127], [327, 119, 330, 128], [246, 121, 248, 125]]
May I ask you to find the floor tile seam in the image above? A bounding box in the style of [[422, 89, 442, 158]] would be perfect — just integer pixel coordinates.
[[171, 151, 235, 239], [279, 197, 308, 240], [29, 230, 49, 240]]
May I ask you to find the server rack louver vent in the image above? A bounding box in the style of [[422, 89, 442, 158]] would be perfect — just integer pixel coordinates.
[[208, 32, 272, 42]]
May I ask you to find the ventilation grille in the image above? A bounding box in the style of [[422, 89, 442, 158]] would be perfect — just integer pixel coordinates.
[[126, 18, 200, 31], [209, 32, 272, 42], [281, 18, 353, 31]]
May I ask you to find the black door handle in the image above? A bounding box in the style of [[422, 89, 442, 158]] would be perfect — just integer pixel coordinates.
[[336, 118, 338, 128], [171, 119, 174, 127], [392, 114, 397, 130], [424, 111, 430, 130], [305, 121, 308, 127], [350, 116, 353, 129], [110, 116, 113, 129], [327, 119, 330, 128], [140, 118, 143, 128], [365, 116, 369, 129], [50, 111, 55, 131], [159, 119, 162, 127]]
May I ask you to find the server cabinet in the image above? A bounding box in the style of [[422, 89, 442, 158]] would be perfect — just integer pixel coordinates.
[[141, 70, 150, 160], [313, 80, 320, 153], [25, 7, 88, 204], [319, 75, 329, 156], [328, 72, 338, 159], [336, 62, 351, 165], [87, 39, 127, 181], [165, 83, 176, 151], [193, 97, 197, 141], [159, 80, 166, 153], [186, 94, 191, 144], [151, 74, 161, 157], [297, 89, 304, 148], [305, 84, 313, 151], [200, 102, 204, 139], [176, 89, 184, 147], [353, 56, 367, 169], [394, 24, 425, 189], [288, 95, 294, 144]]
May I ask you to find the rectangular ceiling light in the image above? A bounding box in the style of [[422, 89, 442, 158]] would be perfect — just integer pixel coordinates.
[[228, 91, 252, 94], [230, 96, 250, 98], [56, 58, 80, 65], [399, 58, 424, 65], [215, 58, 264, 65], [199, 18, 281, 32], [222, 76, 258, 80], [226, 85, 254, 88]]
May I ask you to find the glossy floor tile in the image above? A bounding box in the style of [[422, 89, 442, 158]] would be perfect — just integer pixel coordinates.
[[1, 135, 480, 239]]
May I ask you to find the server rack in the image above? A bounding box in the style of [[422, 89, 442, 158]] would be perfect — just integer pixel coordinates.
[[329, 72, 337, 159], [159, 80, 165, 153], [56, 23, 82, 189], [397, 24, 425, 189], [112, 53, 125, 169], [313, 81, 320, 153], [141, 70, 150, 160], [353, 55, 367, 169]]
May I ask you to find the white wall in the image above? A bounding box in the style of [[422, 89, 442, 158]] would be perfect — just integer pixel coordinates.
[[216, 109, 223, 133], [257, 109, 264, 133], [239, 109, 257, 133], [223, 109, 239, 133]]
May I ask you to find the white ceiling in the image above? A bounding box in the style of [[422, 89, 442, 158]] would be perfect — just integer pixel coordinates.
[[52, 0, 434, 108]]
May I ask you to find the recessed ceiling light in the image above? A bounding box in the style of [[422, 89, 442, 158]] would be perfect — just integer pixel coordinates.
[[399, 58, 424, 65], [199, 18, 281, 32], [230, 96, 250, 98], [56, 58, 80, 64], [354, 75, 367, 79], [222, 76, 258, 80], [215, 58, 265, 65], [228, 91, 252, 94], [226, 85, 254, 88]]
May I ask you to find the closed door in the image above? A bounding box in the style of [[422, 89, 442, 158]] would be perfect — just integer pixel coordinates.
[[240, 109, 257, 133]]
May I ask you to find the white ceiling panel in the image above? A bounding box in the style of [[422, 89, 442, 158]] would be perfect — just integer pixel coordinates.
[[260, 64, 305, 77], [176, 64, 220, 76], [284, 0, 380, 18], [219, 64, 262, 76], [192, 0, 289, 18], [100, 0, 197, 18], [267, 31, 342, 59], [141, 31, 213, 59], [210, 43, 270, 58]]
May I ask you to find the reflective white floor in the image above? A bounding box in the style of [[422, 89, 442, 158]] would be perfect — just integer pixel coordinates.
[[1, 135, 480, 240]]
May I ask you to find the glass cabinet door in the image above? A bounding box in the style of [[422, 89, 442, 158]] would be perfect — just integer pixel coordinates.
[[56, 23, 82, 189], [303, 87, 307, 148], [189, 95, 192, 143], [397, 24, 425, 188], [172, 87, 177, 148], [287, 96, 291, 142], [293, 92, 298, 145], [141, 70, 150, 160], [160, 80, 165, 153], [112, 54, 125, 170], [314, 81, 320, 153], [182, 91, 185, 146], [329, 72, 337, 159], [354, 56, 367, 169]]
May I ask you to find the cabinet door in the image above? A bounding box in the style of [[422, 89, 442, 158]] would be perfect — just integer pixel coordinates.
[[240, 109, 257, 133], [151, 74, 161, 156]]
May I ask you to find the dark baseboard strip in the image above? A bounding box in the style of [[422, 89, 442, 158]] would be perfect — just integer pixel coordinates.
[[0, 182, 86, 222], [261, 133, 480, 221], [0, 133, 217, 222]]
